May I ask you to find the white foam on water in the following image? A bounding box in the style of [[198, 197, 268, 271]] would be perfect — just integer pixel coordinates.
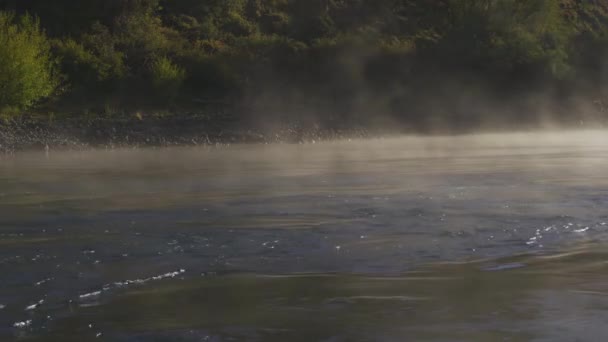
[[114, 269, 186, 287], [79, 291, 102, 300], [527, 221, 607, 247], [35, 278, 53, 286], [25, 299, 44, 311], [13, 320, 32, 328], [77, 269, 186, 306]]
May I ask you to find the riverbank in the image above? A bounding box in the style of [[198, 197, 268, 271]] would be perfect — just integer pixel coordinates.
[[2, 108, 606, 153], [0, 114, 372, 153]]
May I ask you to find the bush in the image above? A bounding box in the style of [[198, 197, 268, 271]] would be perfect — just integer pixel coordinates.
[[54, 38, 125, 85], [180, 52, 241, 97], [0, 12, 58, 113], [114, 13, 172, 69], [222, 12, 257, 37], [150, 56, 186, 102]]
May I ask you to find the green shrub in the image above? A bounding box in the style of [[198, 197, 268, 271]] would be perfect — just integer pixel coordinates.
[[79, 23, 128, 80], [222, 12, 257, 37], [114, 13, 172, 69], [54, 38, 125, 85], [0, 12, 58, 113], [150, 56, 186, 102]]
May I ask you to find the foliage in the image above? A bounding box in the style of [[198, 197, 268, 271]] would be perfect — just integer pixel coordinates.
[[2, 0, 608, 126], [54, 36, 126, 85], [150, 56, 186, 102], [0, 12, 58, 113]]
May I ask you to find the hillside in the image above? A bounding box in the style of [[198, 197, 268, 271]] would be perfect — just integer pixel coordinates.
[[1, 0, 608, 134]]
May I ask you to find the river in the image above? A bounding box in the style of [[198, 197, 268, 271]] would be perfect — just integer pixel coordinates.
[[1, 131, 608, 341]]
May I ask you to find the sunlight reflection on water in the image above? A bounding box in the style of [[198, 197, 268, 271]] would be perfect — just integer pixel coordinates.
[[1, 130, 608, 340]]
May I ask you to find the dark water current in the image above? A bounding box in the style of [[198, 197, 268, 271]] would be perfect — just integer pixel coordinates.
[[1, 131, 608, 341]]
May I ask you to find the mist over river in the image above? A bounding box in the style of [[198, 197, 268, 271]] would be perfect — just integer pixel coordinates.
[[1, 131, 608, 341]]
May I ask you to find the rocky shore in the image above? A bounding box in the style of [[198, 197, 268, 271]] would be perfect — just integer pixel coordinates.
[[0, 115, 370, 153]]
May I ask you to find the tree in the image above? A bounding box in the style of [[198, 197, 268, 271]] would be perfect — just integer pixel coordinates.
[[0, 12, 58, 113]]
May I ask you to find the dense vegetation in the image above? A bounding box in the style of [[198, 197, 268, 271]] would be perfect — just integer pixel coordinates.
[[0, 12, 57, 113], [1, 0, 608, 132]]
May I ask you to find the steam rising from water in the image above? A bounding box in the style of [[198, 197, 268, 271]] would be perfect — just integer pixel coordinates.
[[1, 130, 608, 339]]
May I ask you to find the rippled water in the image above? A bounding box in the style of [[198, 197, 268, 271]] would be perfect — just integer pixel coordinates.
[[1, 131, 608, 341]]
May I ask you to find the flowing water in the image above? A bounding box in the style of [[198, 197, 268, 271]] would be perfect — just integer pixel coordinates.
[[1, 131, 608, 341]]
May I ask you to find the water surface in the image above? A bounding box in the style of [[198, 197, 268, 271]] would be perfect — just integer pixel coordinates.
[[1, 131, 608, 341]]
